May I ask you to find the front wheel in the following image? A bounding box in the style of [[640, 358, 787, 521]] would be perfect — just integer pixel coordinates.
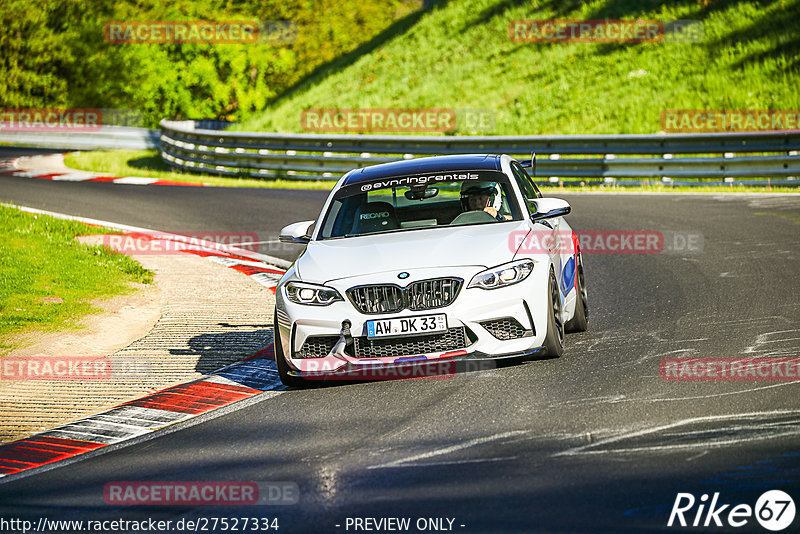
[[542, 271, 565, 358], [274, 314, 305, 387]]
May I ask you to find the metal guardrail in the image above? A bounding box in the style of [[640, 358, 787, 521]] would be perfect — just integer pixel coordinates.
[[159, 120, 800, 185], [0, 126, 159, 150], [3, 119, 797, 184]]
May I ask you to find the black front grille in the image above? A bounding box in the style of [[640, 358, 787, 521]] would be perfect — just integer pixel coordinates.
[[353, 327, 468, 359], [347, 278, 463, 315], [479, 317, 531, 340], [297, 335, 340, 358], [347, 285, 405, 314], [406, 278, 462, 311]]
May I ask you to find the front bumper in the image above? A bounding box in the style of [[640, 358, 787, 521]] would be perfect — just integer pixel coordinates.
[[275, 265, 551, 376]]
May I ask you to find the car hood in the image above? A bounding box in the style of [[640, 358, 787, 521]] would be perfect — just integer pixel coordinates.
[[297, 221, 530, 283]]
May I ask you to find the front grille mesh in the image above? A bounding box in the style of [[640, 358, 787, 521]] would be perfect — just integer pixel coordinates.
[[347, 278, 462, 314], [298, 335, 340, 358], [406, 278, 462, 311], [353, 327, 467, 359], [479, 317, 531, 340], [347, 285, 405, 314]]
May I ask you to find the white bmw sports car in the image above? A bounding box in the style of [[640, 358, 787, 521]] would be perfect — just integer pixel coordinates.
[[274, 154, 588, 386]]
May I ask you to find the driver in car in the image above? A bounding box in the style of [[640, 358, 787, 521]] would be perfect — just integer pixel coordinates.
[[460, 182, 512, 220]]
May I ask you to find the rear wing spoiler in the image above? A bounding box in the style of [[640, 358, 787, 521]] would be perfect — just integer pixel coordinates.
[[517, 153, 536, 176]]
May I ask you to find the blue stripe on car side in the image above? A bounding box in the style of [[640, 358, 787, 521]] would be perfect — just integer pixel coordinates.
[[561, 256, 576, 295]]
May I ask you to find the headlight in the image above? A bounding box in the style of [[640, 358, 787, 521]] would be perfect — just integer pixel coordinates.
[[468, 260, 534, 289], [285, 282, 343, 306]]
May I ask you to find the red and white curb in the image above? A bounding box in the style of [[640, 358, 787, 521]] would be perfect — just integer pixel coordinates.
[[0, 205, 290, 481], [0, 345, 282, 480], [0, 155, 203, 187]]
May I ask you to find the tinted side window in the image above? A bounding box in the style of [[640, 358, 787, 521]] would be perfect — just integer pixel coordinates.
[[520, 165, 542, 198], [511, 163, 538, 213]]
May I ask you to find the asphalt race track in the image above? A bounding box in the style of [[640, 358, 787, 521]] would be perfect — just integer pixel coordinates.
[[1, 156, 799, 532]]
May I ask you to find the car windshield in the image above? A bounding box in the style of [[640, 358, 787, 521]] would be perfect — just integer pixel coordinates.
[[318, 171, 522, 240]]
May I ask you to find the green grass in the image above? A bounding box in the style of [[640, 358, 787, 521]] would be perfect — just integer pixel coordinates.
[[0, 205, 153, 354], [237, 0, 799, 135], [64, 150, 336, 190]]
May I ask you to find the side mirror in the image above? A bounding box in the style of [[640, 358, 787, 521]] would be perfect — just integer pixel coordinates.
[[279, 220, 314, 244], [530, 198, 571, 222]]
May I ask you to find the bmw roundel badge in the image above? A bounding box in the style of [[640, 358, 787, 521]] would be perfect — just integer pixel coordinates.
[[398, 272, 410, 279]]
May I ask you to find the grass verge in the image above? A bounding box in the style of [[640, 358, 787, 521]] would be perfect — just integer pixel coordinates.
[[0, 205, 153, 355]]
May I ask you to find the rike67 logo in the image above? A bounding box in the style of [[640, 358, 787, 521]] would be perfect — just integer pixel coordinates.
[[668, 490, 795, 531]]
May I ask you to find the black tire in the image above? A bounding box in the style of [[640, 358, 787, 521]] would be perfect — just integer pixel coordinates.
[[274, 314, 306, 388], [542, 271, 565, 358], [565, 252, 589, 333]]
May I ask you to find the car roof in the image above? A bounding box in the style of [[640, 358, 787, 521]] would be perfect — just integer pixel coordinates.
[[341, 154, 504, 187]]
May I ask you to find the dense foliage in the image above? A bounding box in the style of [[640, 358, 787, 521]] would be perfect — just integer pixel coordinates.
[[0, 0, 422, 127]]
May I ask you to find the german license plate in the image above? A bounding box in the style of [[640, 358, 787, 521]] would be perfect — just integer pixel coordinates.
[[366, 314, 447, 338]]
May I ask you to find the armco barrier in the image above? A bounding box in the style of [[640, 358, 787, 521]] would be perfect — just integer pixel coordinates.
[[159, 120, 800, 185], [3, 119, 798, 185], [0, 126, 159, 150]]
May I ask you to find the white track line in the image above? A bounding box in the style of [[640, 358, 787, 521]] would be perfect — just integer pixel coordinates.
[[369, 430, 528, 469]]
